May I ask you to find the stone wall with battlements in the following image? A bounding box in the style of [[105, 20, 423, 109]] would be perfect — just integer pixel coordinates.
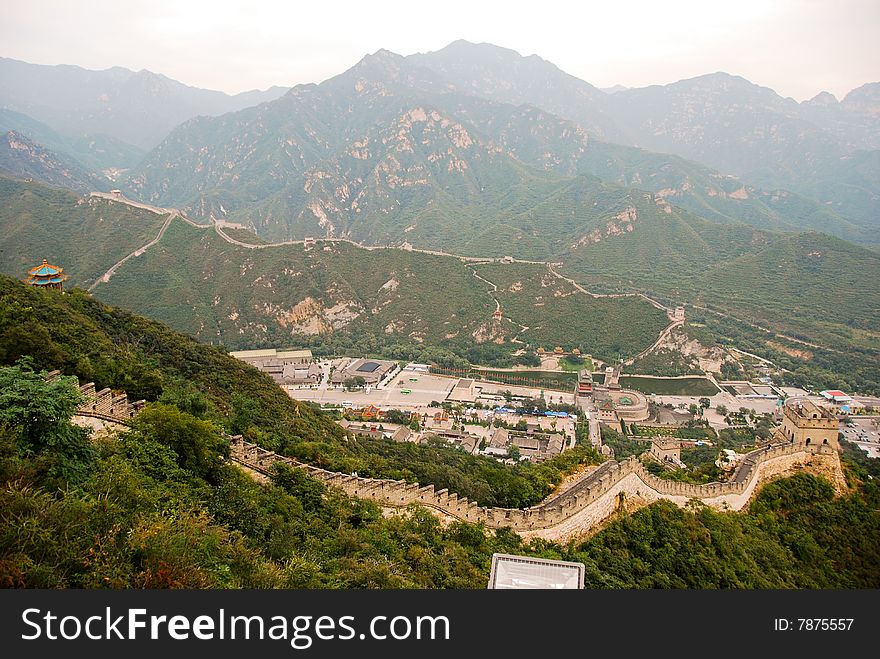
[[41, 367, 837, 542], [46, 370, 146, 426], [229, 435, 836, 542]]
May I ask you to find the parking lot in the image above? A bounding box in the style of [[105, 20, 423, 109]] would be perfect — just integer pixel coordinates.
[[289, 372, 457, 410], [840, 417, 880, 458]]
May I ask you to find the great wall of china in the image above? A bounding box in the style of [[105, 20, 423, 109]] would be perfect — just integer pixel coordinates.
[[46, 368, 841, 542], [46, 370, 146, 431], [229, 435, 838, 542]]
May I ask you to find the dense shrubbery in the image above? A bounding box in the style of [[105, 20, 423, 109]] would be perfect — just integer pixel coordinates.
[[600, 427, 650, 459], [0, 369, 521, 587], [628, 347, 703, 376], [0, 276, 343, 446], [2, 362, 879, 588], [567, 471, 880, 588], [0, 277, 599, 507], [283, 437, 602, 509]]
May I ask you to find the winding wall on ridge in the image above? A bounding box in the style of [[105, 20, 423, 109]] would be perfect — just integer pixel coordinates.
[[43, 367, 836, 543], [229, 436, 836, 542]]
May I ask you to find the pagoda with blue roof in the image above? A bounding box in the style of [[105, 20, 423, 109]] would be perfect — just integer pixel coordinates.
[[26, 259, 68, 290]]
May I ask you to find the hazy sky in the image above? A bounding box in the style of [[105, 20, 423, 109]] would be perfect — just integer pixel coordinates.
[[1, 0, 877, 100]]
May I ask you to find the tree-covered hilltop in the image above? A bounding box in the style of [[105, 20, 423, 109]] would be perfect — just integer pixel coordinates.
[[0, 274, 341, 444], [1, 361, 878, 588], [0, 174, 169, 290]]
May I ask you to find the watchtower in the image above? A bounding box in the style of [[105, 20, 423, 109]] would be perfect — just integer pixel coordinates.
[[779, 400, 838, 453]]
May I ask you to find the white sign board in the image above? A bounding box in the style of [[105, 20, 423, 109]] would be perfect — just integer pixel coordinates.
[[488, 553, 585, 589]]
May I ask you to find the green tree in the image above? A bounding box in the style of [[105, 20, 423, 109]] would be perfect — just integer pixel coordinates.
[[508, 445, 521, 461], [129, 403, 228, 480], [699, 397, 711, 409], [0, 360, 95, 484], [344, 376, 366, 391], [271, 462, 325, 513]]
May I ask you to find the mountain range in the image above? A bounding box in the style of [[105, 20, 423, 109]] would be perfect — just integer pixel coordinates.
[[412, 42, 880, 219], [2, 43, 877, 245], [0, 56, 289, 161], [118, 47, 877, 247], [1, 172, 877, 397]]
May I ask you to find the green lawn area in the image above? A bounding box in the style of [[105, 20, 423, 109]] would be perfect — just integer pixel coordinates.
[[620, 376, 719, 396], [454, 368, 578, 392], [558, 355, 592, 372]]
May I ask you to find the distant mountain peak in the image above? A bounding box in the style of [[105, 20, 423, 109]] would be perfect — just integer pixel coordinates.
[[344, 48, 406, 80], [357, 48, 404, 65], [673, 71, 752, 88], [805, 91, 839, 106], [333, 48, 453, 97], [842, 82, 880, 111]]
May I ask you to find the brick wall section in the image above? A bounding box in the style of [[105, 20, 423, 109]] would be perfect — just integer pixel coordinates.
[[229, 435, 835, 541], [42, 369, 837, 542], [45, 370, 147, 427]]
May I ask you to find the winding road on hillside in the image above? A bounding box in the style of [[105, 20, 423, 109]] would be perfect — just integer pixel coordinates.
[[623, 318, 685, 367], [468, 267, 531, 343], [86, 191, 844, 361]]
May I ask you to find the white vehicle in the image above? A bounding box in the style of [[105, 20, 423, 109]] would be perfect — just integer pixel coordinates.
[[342, 401, 354, 408]]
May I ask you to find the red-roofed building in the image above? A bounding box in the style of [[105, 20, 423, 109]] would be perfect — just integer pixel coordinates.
[[359, 404, 382, 420], [820, 390, 853, 403]]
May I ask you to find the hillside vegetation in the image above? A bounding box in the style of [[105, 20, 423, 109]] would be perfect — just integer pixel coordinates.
[[558, 208, 880, 353], [0, 175, 168, 289], [0, 276, 603, 507], [94, 219, 669, 362], [1, 173, 876, 391], [1, 360, 878, 588]]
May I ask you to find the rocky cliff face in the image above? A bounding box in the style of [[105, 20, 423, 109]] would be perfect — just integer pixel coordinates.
[[0, 130, 105, 192], [122, 47, 873, 249]]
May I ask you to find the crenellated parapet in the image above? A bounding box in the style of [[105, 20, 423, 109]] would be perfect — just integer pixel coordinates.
[[228, 432, 826, 540], [46, 370, 147, 426], [42, 370, 832, 540]]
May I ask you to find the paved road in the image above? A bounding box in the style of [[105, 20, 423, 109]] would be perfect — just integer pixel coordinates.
[[840, 418, 880, 458], [575, 396, 601, 447]]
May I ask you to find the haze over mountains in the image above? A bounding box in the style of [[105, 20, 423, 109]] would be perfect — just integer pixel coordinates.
[[411, 42, 880, 232], [2, 42, 877, 246], [0, 56, 290, 157]]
